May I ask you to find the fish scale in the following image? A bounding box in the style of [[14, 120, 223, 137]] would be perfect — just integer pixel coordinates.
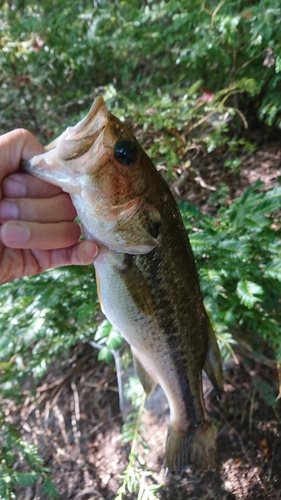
[[22, 96, 223, 473]]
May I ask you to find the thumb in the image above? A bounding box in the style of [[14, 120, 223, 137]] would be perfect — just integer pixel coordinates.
[[0, 129, 45, 183]]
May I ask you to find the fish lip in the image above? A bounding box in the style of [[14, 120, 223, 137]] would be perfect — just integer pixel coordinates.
[[21, 156, 83, 194], [73, 96, 108, 140], [88, 95, 105, 117]]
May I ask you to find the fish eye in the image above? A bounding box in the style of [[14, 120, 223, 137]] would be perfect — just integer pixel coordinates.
[[113, 139, 138, 166]]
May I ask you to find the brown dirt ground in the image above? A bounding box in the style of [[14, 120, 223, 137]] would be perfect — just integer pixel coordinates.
[[6, 138, 281, 499]]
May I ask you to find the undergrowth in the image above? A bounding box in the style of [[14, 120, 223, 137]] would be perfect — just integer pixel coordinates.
[[0, 411, 57, 499], [115, 386, 162, 500], [180, 181, 281, 363]]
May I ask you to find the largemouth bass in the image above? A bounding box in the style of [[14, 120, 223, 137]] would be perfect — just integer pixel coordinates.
[[22, 97, 223, 473]]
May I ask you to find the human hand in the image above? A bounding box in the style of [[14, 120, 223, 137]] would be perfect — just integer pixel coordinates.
[[0, 129, 99, 284]]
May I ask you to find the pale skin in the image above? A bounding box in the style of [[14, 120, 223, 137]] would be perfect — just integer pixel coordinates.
[[0, 128, 99, 285]]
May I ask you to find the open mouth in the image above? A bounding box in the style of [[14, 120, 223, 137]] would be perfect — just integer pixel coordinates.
[[21, 97, 110, 192], [45, 96, 109, 156], [62, 125, 106, 162]]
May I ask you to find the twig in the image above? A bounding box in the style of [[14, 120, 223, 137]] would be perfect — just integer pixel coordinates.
[[172, 170, 189, 195], [210, 1, 225, 28], [53, 404, 69, 445], [71, 381, 81, 445], [235, 342, 278, 370], [248, 386, 256, 432], [268, 439, 279, 482], [74, 487, 105, 499], [276, 361, 281, 400], [193, 167, 217, 191]]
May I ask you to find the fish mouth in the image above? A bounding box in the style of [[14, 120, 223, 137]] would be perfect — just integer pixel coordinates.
[[21, 97, 110, 193], [46, 96, 108, 153]]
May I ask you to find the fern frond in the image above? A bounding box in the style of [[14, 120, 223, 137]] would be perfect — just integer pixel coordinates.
[[236, 279, 264, 308], [264, 262, 281, 282]]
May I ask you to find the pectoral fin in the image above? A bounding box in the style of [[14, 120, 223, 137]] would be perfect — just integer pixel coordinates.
[[203, 317, 223, 399], [115, 204, 162, 254], [132, 348, 157, 397], [113, 254, 155, 316]]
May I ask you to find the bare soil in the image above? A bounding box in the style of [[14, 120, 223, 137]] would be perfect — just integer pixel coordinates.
[[6, 138, 281, 499]]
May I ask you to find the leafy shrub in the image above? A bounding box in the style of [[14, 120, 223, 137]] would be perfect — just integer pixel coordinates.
[[179, 181, 281, 361], [0, 411, 58, 499], [1, 0, 280, 143], [0, 265, 99, 497], [0, 265, 98, 385]]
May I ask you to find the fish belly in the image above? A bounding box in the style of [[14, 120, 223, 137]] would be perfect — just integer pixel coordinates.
[[94, 247, 192, 426]]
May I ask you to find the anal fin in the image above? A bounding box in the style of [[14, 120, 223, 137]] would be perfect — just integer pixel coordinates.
[[132, 348, 157, 397], [203, 317, 223, 399]]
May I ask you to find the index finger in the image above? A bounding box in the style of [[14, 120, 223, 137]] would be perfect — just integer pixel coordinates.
[[2, 173, 63, 198], [0, 129, 45, 182]]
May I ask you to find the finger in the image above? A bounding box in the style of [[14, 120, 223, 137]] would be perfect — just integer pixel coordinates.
[[2, 173, 63, 198], [48, 240, 99, 268], [0, 220, 81, 249], [0, 240, 99, 285], [0, 129, 45, 181], [0, 193, 77, 223]]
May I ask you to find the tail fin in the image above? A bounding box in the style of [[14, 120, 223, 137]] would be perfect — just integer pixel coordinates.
[[165, 422, 217, 473]]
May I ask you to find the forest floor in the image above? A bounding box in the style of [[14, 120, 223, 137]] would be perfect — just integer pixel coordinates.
[[8, 133, 281, 499]]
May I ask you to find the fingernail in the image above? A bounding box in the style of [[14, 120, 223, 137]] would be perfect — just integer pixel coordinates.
[[1, 222, 30, 245], [78, 240, 99, 264], [0, 200, 18, 221]]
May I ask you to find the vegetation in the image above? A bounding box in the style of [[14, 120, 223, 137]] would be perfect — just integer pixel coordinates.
[[0, 413, 57, 499], [116, 389, 162, 500], [180, 182, 281, 362], [0, 0, 280, 497]]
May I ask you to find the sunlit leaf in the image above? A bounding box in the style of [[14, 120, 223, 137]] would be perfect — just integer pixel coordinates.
[[236, 279, 264, 308]]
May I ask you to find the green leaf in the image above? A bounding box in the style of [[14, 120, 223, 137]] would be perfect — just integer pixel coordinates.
[[42, 476, 59, 498], [12, 471, 38, 487], [264, 261, 281, 282], [189, 232, 215, 251], [236, 279, 264, 308], [95, 319, 113, 342], [95, 319, 123, 352], [97, 346, 113, 364]]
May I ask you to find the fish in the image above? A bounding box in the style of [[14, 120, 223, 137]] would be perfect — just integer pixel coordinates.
[[22, 96, 223, 473]]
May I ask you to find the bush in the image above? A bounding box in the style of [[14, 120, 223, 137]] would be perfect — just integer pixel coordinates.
[[180, 181, 281, 361], [0, 411, 58, 499], [1, 0, 280, 141]]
